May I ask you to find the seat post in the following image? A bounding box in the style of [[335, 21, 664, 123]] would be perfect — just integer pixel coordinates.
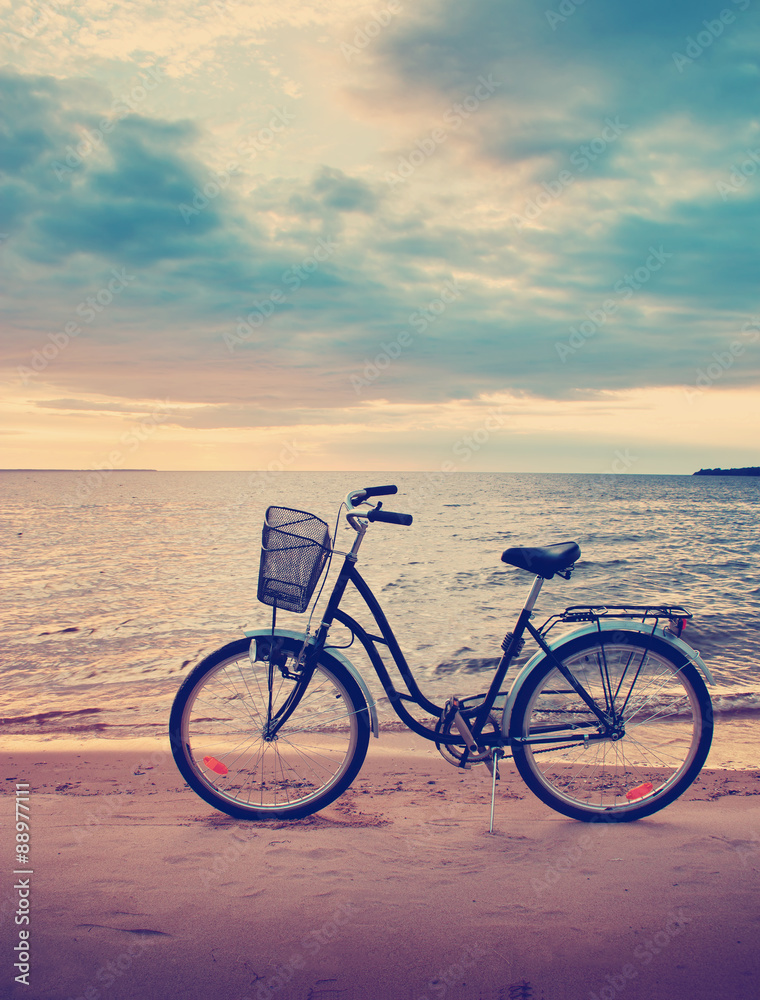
[[522, 575, 545, 614]]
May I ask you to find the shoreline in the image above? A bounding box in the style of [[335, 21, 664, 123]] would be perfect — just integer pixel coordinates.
[[4, 706, 760, 769]]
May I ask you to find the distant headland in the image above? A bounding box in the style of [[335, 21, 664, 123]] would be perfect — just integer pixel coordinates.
[[693, 467, 760, 477]]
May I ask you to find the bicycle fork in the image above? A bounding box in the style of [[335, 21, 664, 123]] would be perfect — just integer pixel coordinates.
[[253, 638, 318, 741]]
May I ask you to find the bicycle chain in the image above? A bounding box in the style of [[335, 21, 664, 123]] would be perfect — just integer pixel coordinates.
[[438, 738, 590, 768]]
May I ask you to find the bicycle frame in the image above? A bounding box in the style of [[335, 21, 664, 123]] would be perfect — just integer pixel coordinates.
[[288, 536, 610, 753]]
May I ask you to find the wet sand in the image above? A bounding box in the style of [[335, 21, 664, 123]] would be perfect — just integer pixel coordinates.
[[2, 734, 759, 1000]]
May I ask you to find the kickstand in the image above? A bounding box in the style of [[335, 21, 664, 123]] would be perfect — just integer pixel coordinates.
[[487, 748, 503, 834]]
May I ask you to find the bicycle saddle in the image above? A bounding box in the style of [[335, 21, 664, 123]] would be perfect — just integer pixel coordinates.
[[501, 541, 581, 579]]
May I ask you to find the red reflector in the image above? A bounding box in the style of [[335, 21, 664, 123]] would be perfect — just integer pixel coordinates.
[[203, 756, 228, 776], [626, 781, 653, 801]]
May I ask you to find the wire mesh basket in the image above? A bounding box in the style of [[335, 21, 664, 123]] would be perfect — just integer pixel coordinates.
[[257, 507, 332, 613]]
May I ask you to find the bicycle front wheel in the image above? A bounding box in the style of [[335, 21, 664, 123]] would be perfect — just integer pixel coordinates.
[[170, 638, 370, 820], [509, 632, 713, 822]]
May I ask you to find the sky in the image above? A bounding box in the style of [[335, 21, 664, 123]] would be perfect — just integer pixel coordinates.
[[1, 0, 759, 474]]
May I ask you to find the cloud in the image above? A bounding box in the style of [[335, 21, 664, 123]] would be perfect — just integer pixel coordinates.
[[306, 165, 379, 213], [0, 72, 389, 346], [351, 0, 760, 228], [3, 0, 760, 441], [0, 0, 362, 80]]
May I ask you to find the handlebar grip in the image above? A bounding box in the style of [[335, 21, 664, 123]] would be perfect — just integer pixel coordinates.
[[362, 485, 398, 498], [366, 508, 413, 526]]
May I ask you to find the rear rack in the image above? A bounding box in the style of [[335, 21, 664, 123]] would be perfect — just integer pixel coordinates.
[[540, 605, 692, 638]]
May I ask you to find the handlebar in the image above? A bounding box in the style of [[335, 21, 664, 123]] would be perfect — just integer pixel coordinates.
[[366, 506, 413, 527], [361, 484, 397, 498], [345, 485, 413, 528]]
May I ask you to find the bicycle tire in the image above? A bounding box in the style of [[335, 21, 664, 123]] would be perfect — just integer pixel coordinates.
[[508, 631, 713, 822], [170, 637, 370, 820]]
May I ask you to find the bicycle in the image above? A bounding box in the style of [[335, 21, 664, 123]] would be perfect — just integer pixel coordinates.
[[169, 484, 714, 825]]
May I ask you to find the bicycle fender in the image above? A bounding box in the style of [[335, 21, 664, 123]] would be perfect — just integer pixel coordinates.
[[501, 620, 713, 736], [243, 627, 379, 738]]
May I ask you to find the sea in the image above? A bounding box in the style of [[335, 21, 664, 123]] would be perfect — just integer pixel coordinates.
[[2, 471, 759, 767]]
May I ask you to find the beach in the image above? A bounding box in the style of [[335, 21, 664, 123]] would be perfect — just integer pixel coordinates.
[[3, 733, 759, 1000]]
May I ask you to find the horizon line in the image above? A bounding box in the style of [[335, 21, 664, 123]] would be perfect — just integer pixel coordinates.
[[0, 468, 717, 476]]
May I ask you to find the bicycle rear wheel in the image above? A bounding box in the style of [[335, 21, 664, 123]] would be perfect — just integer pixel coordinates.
[[170, 637, 370, 820], [509, 632, 713, 822]]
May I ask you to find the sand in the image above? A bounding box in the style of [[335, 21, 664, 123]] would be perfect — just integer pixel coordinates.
[[2, 734, 759, 1000]]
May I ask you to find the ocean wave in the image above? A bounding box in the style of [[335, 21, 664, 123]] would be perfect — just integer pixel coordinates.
[[710, 691, 760, 715], [0, 708, 108, 734], [435, 655, 501, 675]]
